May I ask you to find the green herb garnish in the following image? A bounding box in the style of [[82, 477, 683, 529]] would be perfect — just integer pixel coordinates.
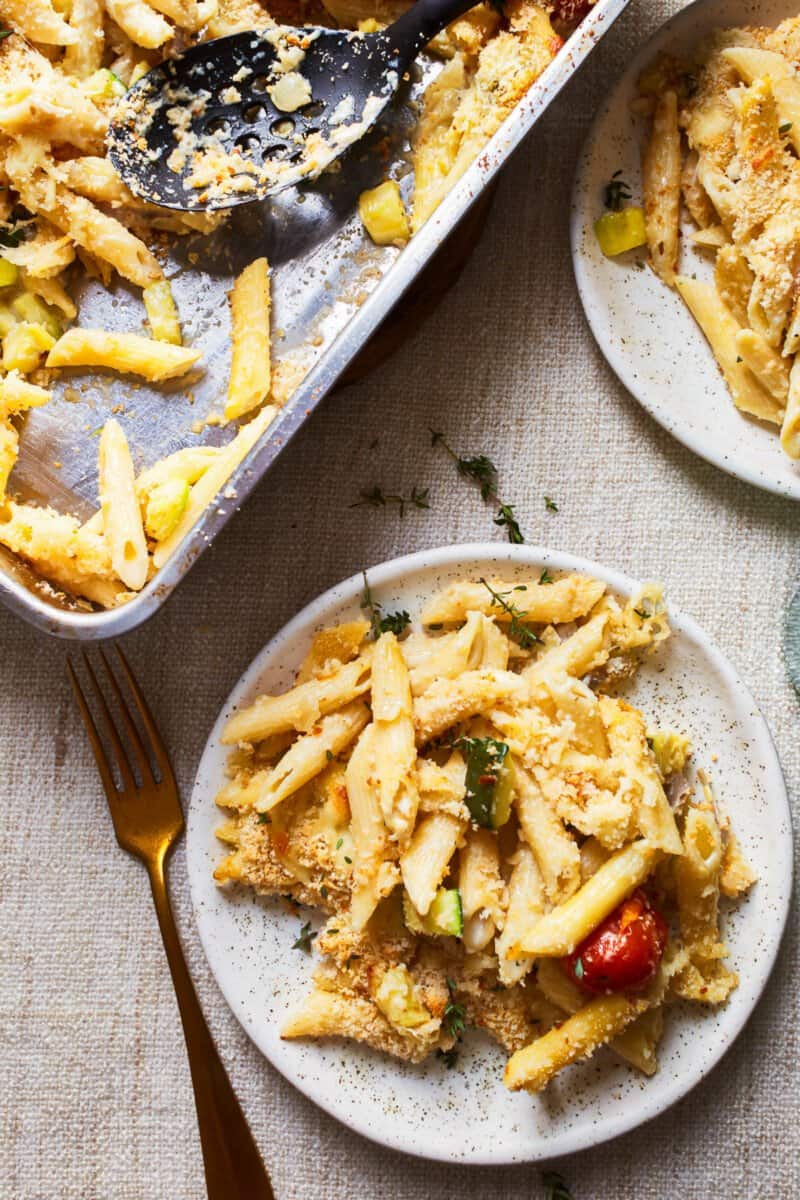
[[780, 121, 793, 135], [603, 169, 632, 211], [437, 1047, 459, 1068], [479, 577, 541, 648], [543, 1172, 573, 1200], [544, 496, 559, 512], [443, 979, 466, 1039], [539, 568, 554, 584], [361, 571, 411, 639], [256, 812, 271, 825], [634, 606, 652, 620], [292, 922, 317, 953], [430, 429, 526, 545], [351, 484, 428, 518], [456, 736, 513, 828]]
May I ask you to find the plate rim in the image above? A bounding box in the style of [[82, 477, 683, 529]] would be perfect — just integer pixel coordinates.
[[186, 541, 793, 1164], [569, 0, 800, 503]]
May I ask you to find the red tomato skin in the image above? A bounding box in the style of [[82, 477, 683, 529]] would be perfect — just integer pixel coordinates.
[[562, 891, 668, 995]]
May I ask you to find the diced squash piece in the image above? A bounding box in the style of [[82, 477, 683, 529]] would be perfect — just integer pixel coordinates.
[[594, 208, 647, 257], [358, 180, 410, 246], [144, 477, 190, 542], [143, 280, 182, 345], [3, 322, 55, 373]]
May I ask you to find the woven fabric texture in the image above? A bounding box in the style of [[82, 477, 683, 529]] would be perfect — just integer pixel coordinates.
[[2, 1, 798, 1196]]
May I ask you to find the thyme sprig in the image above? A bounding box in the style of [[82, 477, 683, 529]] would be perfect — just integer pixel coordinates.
[[443, 978, 466, 1040], [430, 430, 525, 544], [603, 168, 632, 211], [479, 577, 541, 649], [351, 484, 429, 517], [361, 572, 411, 640], [542, 1172, 573, 1200]]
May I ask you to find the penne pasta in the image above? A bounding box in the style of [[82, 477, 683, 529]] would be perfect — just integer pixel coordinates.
[[98, 418, 148, 591], [47, 329, 200, 381], [642, 89, 680, 286], [225, 257, 271, 422]]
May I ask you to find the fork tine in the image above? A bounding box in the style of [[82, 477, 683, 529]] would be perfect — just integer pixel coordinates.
[[81, 651, 135, 792], [98, 648, 155, 786], [114, 645, 176, 787], [66, 658, 119, 800]]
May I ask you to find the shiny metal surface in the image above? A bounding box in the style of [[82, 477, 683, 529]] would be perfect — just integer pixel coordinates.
[[2, 0, 630, 639]]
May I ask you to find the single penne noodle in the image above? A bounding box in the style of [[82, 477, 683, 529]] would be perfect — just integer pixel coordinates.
[[0, 371, 50, 417], [522, 611, 609, 684], [226, 256, 271, 422], [82, 446, 221, 536], [98, 418, 149, 591], [281, 988, 424, 1061], [400, 810, 464, 916], [47, 329, 200, 381], [495, 844, 543, 987], [674, 276, 783, 424], [252, 701, 370, 813], [459, 827, 505, 952], [63, 0, 105, 76], [104, 0, 173, 47], [714, 245, 754, 329], [0, 0, 77, 43], [541, 672, 608, 757], [223, 654, 372, 744], [346, 723, 396, 931], [503, 991, 650, 1092], [420, 574, 606, 627], [681, 149, 717, 229], [780, 356, 800, 460], [643, 89, 680, 286], [675, 802, 724, 960], [514, 764, 581, 907], [370, 632, 419, 842], [413, 667, 528, 745], [0, 419, 18, 499], [600, 696, 682, 854], [152, 404, 278, 568], [734, 329, 789, 402], [535, 957, 662, 1076], [519, 839, 659, 957]]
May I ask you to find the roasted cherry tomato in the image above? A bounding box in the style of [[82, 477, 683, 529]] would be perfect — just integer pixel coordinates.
[[562, 890, 668, 995]]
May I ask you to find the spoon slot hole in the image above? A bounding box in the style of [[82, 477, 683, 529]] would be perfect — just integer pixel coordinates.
[[243, 103, 266, 124], [271, 117, 295, 138], [205, 116, 230, 135], [235, 133, 262, 155], [251, 74, 269, 94]]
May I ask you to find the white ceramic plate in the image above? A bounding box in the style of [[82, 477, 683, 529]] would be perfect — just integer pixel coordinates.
[[187, 544, 791, 1164], [571, 0, 800, 502]]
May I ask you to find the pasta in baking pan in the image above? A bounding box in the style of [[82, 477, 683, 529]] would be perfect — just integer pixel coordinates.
[[213, 570, 755, 1093], [0, 0, 580, 610]]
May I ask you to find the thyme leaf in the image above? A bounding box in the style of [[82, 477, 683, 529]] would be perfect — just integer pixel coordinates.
[[430, 429, 526, 544], [292, 921, 317, 953], [479, 577, 541, 649], [361, 571, 411, 639]]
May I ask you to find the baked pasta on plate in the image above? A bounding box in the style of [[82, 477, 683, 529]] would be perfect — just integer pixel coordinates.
[[186, 544, 790, 1163]]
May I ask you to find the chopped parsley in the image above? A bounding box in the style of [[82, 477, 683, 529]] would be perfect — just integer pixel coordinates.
[[292, 922, 317, 953], [430, 429, 526, 545], [479, 577, 541, 649], [361, 571, 412, 639], [603, 169, 632, 212]]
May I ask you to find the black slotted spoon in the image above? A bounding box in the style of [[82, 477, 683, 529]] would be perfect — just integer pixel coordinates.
[[108, 0, 481, 211]]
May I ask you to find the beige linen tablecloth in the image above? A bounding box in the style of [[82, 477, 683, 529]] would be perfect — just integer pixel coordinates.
[[3, 1, 798, 1195]]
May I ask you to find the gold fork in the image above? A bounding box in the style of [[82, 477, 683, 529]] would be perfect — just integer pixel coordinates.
[[68, 646, 275, 1200]]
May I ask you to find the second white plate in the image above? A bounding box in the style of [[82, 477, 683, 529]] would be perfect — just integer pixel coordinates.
[[571, 0, 800, 502], [187, 544, 791, 1164]]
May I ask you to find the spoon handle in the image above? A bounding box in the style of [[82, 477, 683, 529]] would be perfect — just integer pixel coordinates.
[[386, 0, 494, 58]]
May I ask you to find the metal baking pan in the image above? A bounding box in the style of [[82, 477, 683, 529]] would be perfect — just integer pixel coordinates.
[[1, 0, 629, 639]]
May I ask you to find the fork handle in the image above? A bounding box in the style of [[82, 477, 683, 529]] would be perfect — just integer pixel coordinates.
[[148, 858, 275, 1200]]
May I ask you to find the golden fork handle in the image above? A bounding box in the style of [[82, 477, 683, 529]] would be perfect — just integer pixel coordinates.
[[148, 854, 275, 1200]]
